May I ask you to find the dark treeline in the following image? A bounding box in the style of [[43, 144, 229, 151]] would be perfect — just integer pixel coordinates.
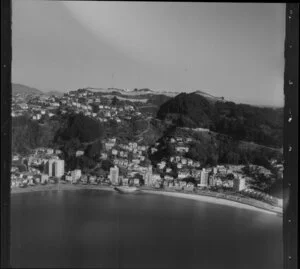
[[149, 127, 282, 170], [12, 115, 60, 154]]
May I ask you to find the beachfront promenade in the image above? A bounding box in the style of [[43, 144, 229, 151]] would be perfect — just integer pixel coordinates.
[[11, 183, 283, 216]]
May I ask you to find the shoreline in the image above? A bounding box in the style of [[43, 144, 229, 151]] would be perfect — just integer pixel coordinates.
[[11, 184, 282, 216], [140, 189, 281, 216]]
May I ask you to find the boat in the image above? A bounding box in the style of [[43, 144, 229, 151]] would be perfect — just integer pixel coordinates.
[[114, 186, 139, 193]]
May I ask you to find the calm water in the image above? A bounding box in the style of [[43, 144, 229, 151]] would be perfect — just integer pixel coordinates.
[[11, 190, 283, 269]]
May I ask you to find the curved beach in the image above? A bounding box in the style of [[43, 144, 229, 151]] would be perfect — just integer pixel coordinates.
[[11, 184, 282, 216], [141, 189, 281, 216]]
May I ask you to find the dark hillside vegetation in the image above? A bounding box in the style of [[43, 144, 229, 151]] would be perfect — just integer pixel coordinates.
[[157, 92, 283, 147], [12, 116, 60, 154]]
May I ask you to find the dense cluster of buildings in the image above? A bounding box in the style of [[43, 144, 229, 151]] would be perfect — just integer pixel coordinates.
[[11, 89, 283, 208], [12, 94, 60, 119], [12, 88, 146, 124]]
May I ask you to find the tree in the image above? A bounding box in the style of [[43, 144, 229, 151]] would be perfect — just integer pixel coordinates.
[[101, 160, 113, 171], [182, 177, 197, 185], [111, 96, 119, 106], [86, 140, 102, 159]]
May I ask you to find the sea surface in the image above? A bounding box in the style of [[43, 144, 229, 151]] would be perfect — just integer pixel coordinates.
[[11, 190, 283, 269]]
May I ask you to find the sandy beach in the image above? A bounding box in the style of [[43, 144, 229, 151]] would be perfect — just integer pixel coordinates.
[[10, 183, 115, 194], [141, 189, 281, 216], [11, 184, 282, 216]]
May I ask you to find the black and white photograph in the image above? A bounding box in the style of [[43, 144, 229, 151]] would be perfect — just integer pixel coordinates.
[[4, 1, 296, 268]]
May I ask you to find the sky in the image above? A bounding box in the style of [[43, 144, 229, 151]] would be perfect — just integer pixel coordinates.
[[12, 1, 285, 106]]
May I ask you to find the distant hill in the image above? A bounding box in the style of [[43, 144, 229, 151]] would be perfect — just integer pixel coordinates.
[[192, 90, 225, 103], [12, 83, 43, 95], [46, 91, 64, 97], [12, 83, 65, 97], [86, 87, 179, 97], [157, 92, 283, 148]]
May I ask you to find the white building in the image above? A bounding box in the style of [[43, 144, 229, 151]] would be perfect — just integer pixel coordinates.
[[71, 169, 82, 181], [233, 176, 246, 191], [199, 168, 209, 187], [144, 165, 153, 186], [175, 146, 189, 153], [54, 160, 65, 178], [41, 174, 49, 184], [112, 149, 118, 156], [109, 166, 120, 185], [158, 161, 166, 169], [46, 159, 64, 177], [178, 170, 190, 179], [47, 148, 54, 155]]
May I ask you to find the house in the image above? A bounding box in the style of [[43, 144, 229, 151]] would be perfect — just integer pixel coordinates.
[[76, 150, 84, 157], [215, 178, 223, 186], [166, 167, 172, 173], [158, 161, 166, 169], [152, 174, 161, 184], [132, 143, 138, 149], [185, 182, 195, 191], [181, 158, 187, 165], [120, 177, 128, 186], [177, 163, 183, 169], [133, 178, 140, 186], [187, 159, 193, 166], [47, 148, 54, 155], [191, 169, 202, 178], [168, 182, 174, 188], [112, 149, 118, 156], [213, 167, 218, 174], [105, 143, 115, 151], [139, 146, 146, 151], [151, 148, 158, 154], [175, 146, 189, 153], [89, 176, 97, 184], [104, 111, 111, 117], [178, 170, 190, 179], [176, 137, 183, 142], [71, 169, 82, 181], [132, 159, 140, 165], [179, 181, 187, 187], [65, 175, 72, 182], [194, 162, 201, 168], [101, 153, 108, 160], [164, 175, 174, 181], [41, 174, 49, 183], [81, 175, 88, 183]]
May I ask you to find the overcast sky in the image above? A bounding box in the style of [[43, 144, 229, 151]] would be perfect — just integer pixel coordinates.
[[12, 1, 285, 106]]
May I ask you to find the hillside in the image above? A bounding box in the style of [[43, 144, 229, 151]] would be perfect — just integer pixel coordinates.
[[12, 83, 43, 95], [12, 83, 65, 97], [157, 92, 283, 148]]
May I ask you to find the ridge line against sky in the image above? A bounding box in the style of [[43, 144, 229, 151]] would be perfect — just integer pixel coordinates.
[[12, 1, 285, 106]]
